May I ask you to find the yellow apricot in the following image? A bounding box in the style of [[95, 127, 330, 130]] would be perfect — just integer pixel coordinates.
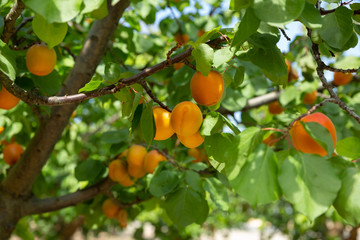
[[190, 70, 224, 106], [144, 150, 166, 173], [26, 43, 57, 76], [126, 145, 147, 167], [117, 209, 128, 228], [153, 106, 174, 141], [173, 62, 185, 70], [102, 199, 120, 219], [187, 148, 204, 163], [118, 174, 135, 187], [108, 160, 128, 182], [177, 131, 204, 148], [128, 163, 147, 178], [170, 101, 203, 137]]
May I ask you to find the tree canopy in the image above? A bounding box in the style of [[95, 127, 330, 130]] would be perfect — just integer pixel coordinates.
[[0, 0, 360, 239]]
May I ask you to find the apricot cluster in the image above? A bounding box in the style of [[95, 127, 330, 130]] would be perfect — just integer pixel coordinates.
[[102, 198, 128, 228], [108, 145, 166, 186]]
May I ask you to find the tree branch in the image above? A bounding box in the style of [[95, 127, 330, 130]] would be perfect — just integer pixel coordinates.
[[1, 0, 25, 44], [0, 35, 229, 107], [141, 79, 172, 112], [23, 178, 115, 215], [1, 0, 131, 197], [307, 29, 360, 124]]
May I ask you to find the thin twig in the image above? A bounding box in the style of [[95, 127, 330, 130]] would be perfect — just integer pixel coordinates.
[[279, 28, 291, 41], [61, 45, 76, 61], [140, 79, 172, 112], [1, 0, 25, 44]]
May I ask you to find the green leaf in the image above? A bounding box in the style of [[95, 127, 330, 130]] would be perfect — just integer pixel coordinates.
[[278, 153, 341, 221], [149, 170, 180, 197], [230, 0, 253, 10], [0, 40, 16, 80], [319, 7, 353, 50], [13, 218, 34, 240], [234, 66, 245, 87], [299, 2, 322, 29], [164, 187, 209, 228], [302, 122, 334, 157], [32, 14, 68, 48], [81, 0, 106, 14], [230, 144, 281, 206], [252, 0, 305, 27], [130, 92, 143, 121], [231, 8, 260, 49], [23, 0, 83, 23], [213, 46, 234, 68], [192, 43, 214, 76], [75, 159, 105, 181], [32, 70, 62, 95], [220, 113, 241, 135], [140, 101, 155, 147], [89, 0, 108, 19], [221, 88, 247, 111], [333, 168, 360, 226], [336, 137, 360, 160], [100, 129, 129, 144], [193, 26, 220, 46], [204, 177, 229, 211], [199, 112, 223, 136], [279, 86, 298, 106], [185, 171, 203, 193], [248, 46, 288, 85], [78, 79, 104, 93]]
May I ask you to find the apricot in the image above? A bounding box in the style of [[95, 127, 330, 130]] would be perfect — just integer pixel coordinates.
[[262, 133, 277, 147], [108, 160, 128, 182], [290, 112, 337, 156], [187, 148, 207, 162], [153, 106, 174, 141], [117, 209, 128, 228], [127, 163, 147, 178], [3, 142, 24, 165], [26, 43, 57, 76], [144, 150, 166, 173], [268, 101, 284, 115], [302, 90, 317, 105], [126, 145, 147, 167], [0, 126, 4, 135], [170, 101, 203, 137], [333, 72, 353, 86], [191, 70, 224, 106], [286, 60, 298, 82], [118, 174, 135, 187], [177, 131, 204, 148], [173, 62, 185, 70], [174, 33, 189, 45], [102, 199, 120, 219], [0, 85, 20, 110], [197, 29, 206, 37]]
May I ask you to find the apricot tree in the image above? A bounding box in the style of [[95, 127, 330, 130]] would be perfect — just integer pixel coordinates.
[[1, 0, 360, 239]]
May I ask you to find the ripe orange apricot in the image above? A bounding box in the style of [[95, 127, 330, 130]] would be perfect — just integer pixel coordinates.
[[174, 33, 189, 45], [102, 199, 120, 219], [262, 133, 277, 147], [170, 101, 203, 137], [173, 62, 185, 70], [333, 72, 353, 86], [286, 60, 298, 82], [191, 70, 224, 106], [144, 150, 166, 173], [26, 43, 57, 76], [128, 164, 147, 178], [153, 106, 174, 141], [0, 85, 20, 110], [290, 112, 337, 156], [268, 101, 284, 115], [3, 142, 24, 165], [108, 160, 128, 182], [117, 209, 128, 228], [0, 126, 4, 135], [177, 131, 204, 148], [187, 148, 207, 162], [302, 90, 317, 105], [118, 174, 134, 187], [197, 29, 206, 37], [126, 145, 147, 167]]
